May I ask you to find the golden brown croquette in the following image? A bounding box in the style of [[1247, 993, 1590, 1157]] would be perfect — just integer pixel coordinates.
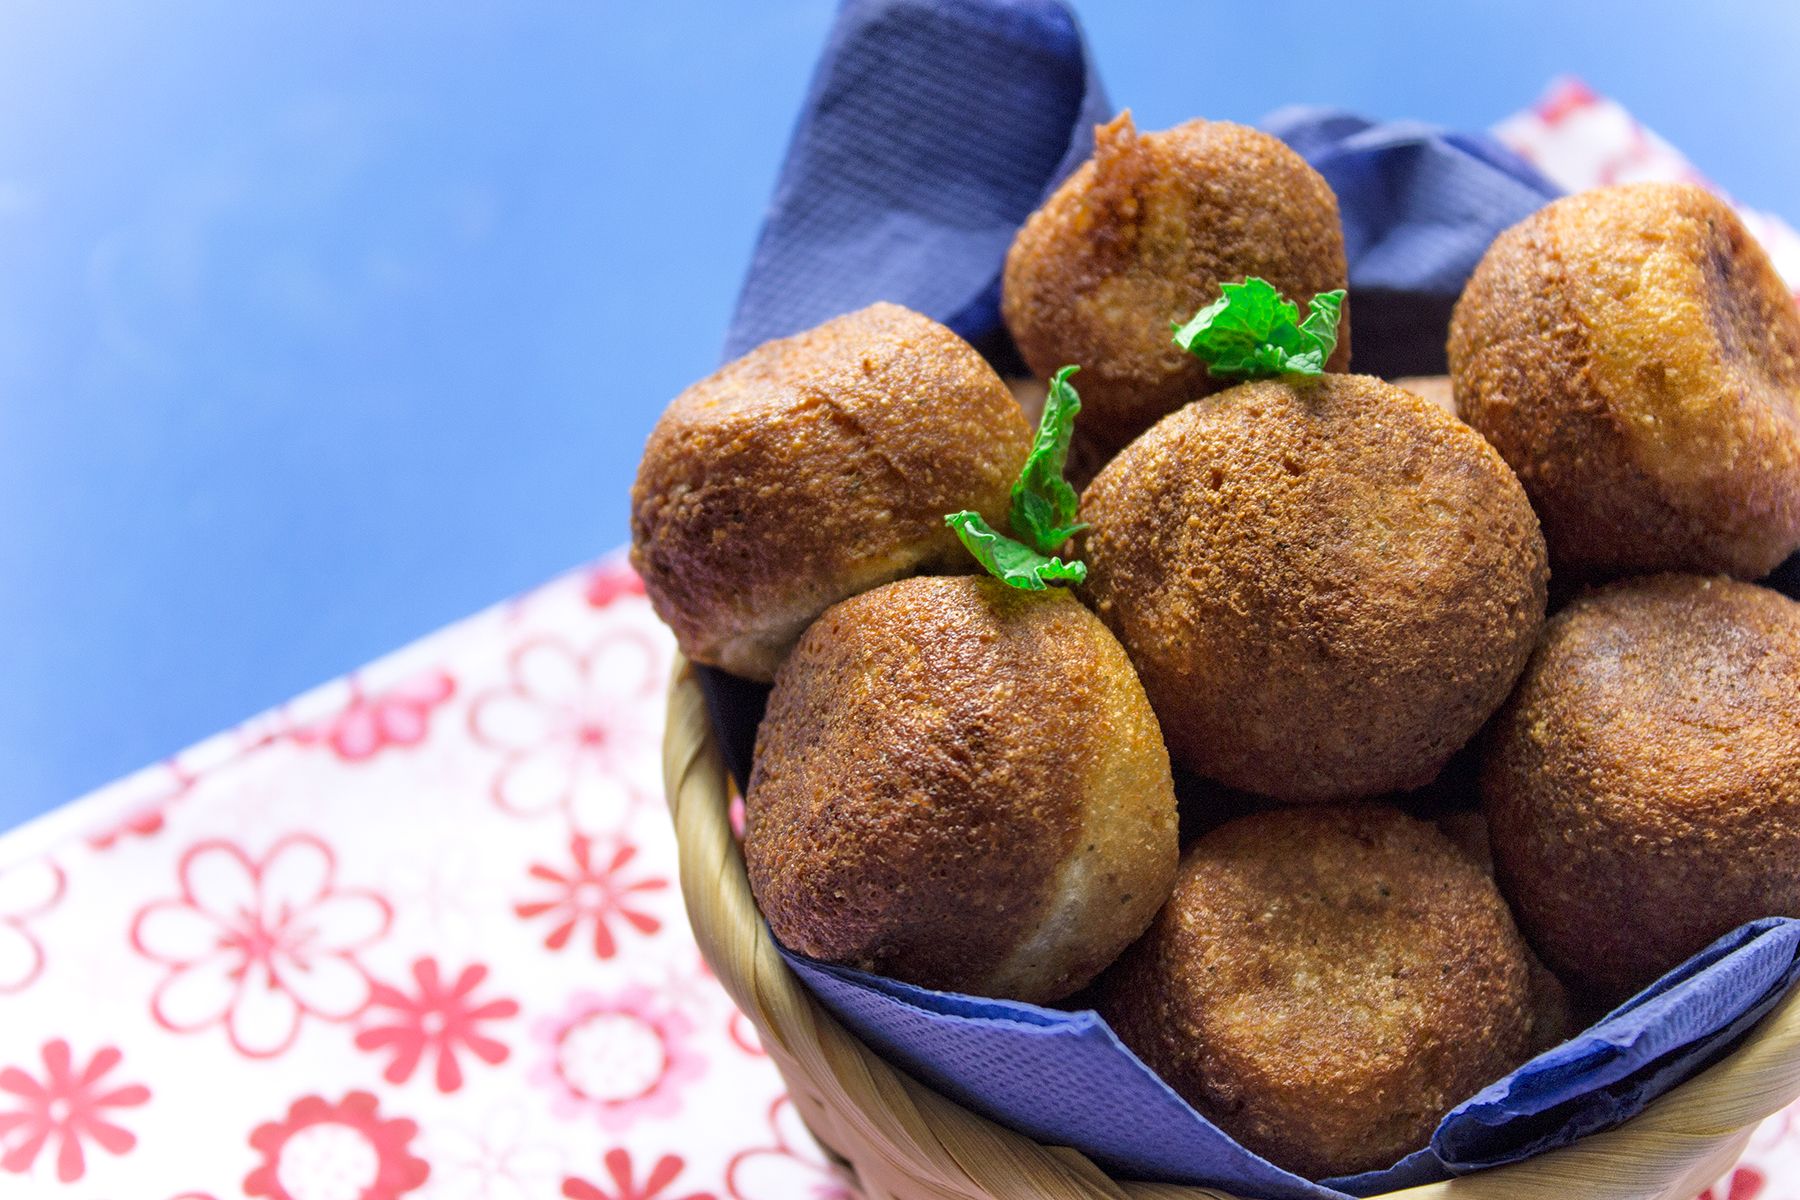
[[1098, 805, 1541, 1179], [1450, 183, 1800, 579], [1483, 574, 1800, 1002], [744, 576, 1178, 1004], [630, 303, 1031, 680], [1003, 112, 1349, 465], [1080, 374, 1548, 802]]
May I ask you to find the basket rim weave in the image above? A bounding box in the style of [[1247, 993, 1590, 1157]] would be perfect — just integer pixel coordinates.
[[663, 653, 1800, 1200]]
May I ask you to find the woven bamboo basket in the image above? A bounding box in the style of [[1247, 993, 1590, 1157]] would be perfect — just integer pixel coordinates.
[[663, 653, 1800, 1200]]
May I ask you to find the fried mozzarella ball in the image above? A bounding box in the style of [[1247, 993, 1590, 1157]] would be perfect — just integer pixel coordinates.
[[630, 302, 1031, 680], [1003, 112, 1349, 465], [1484, 574, 1800, 1001], [1081, 374, 1547, 801], [744, 576, 1178, 1004], [1099, 805, 1543, 1179], [1450, 183, 1800, 579]]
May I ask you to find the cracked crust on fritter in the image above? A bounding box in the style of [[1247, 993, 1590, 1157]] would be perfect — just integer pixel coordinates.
[[1449, 183, 1800, 579], [1483, 574, 1800, 1002], [1080, 374, 1547, 802], [630, 302, 1031, 680], [1003, 112, 1349, 467], [744, 576, 1178, 1004], [1099, 805, 1540, 1179]]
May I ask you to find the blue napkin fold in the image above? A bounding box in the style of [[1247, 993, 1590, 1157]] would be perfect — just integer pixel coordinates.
[[721, 0, 1800, 1194], [786, 921, 1800, 1197], [1260, 107, 1562, 377], [722, 1, 1562, 378], [723, 0, 1109, 364]]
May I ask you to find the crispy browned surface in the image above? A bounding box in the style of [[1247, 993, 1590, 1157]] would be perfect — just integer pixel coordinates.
[[629, 303, 1031, 680], [1450, 183, 1800, 579], [1080, 374, 1548, 801], [1003, 113, 1349, 465], [1099, 805, 1538, 1179], [744, 576, 1178, 1004], [1430, 808, 1575, 1050], [1483, 574, 1800, 1002]]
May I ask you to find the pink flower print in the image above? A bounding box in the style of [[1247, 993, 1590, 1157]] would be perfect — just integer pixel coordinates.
[[292, 671, 456, 762], [726, 1098, 854, 1200], [0, 859, 63, 994], [515, 834, 666, 958], [86, 761, 190, 851], [0, 1040, 149, 1183], [1536, 77, 1599, 126], [1697, 1166, 1765, 1200], [355, 958, 518, 1093], [531, 987, 704, 1131], [727, 1011, 766, 1060], [130, 834, 392, 1058], [584, 562, 646, 610], [244, 1091, 427, 1200], [469, 633, 663, 834], [564, 1149, 715, 1200]]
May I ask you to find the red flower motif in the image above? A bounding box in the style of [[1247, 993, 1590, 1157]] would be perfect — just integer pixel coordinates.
[[469, 633, 664, 834], [727, 1010, 766, 1059], [292, 671, 456, 762], [131, 834, 392, 1058], [564, 1149, 715, 1200], [0, 860, 63, 995], [584, 562, 646, 610], [244, 1091, 427, 1200], [87, 761, 191, 851], [515, 835, 666, 958], [1536, 77, 1599, 126], [355, 958, 519, 1092], [1699, 1166, 1765, 1200], [0, 1040, 149, 1183]]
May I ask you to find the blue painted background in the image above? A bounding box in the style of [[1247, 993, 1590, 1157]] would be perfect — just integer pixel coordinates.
[[4, 1, 1798, 821]]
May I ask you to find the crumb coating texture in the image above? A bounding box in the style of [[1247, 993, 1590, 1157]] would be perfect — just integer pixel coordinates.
[[1483, 574, 1800, 1001], [1100, 805, 1539, 1179], [631, 302, 1031, 680], [745, 576, 1178, 1004], [1004, 113, 1348, 464], [1081, 374, 1547, 801], [1450, 183, 1800, 579]]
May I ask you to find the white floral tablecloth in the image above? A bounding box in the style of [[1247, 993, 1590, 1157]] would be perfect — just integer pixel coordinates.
[[0, 558, 841, 1200], [1, 81, 1797, 1200]]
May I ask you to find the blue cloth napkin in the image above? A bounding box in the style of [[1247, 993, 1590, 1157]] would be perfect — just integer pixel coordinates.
[[786, 921, 1800, 1197], [722, 1, 1561, 378], [1260, 108, 1562, 377], [721, 0, 1800, 1194], [723, 0, 1109, 364]]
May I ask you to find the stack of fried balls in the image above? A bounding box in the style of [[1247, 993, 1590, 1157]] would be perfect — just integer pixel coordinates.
[[630, 111, 1800, 1180]]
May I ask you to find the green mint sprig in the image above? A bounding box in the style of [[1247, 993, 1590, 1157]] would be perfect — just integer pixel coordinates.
[[1171, 277, 1346, 379], [945, 365, 1088, 590]]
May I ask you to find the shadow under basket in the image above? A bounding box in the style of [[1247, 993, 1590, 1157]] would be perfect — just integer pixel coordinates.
[[662, 654, 1800, 1200]]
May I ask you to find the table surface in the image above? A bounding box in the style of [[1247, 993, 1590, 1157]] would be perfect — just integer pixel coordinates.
[[4, 0, 1800, 821]]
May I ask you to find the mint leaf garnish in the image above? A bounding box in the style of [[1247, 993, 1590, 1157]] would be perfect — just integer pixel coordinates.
[[1010, 365, 1087, 551], [945, 365, 1089, 590], [1171, 277, 1346, 379], [945, 511, 1086, 591]]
